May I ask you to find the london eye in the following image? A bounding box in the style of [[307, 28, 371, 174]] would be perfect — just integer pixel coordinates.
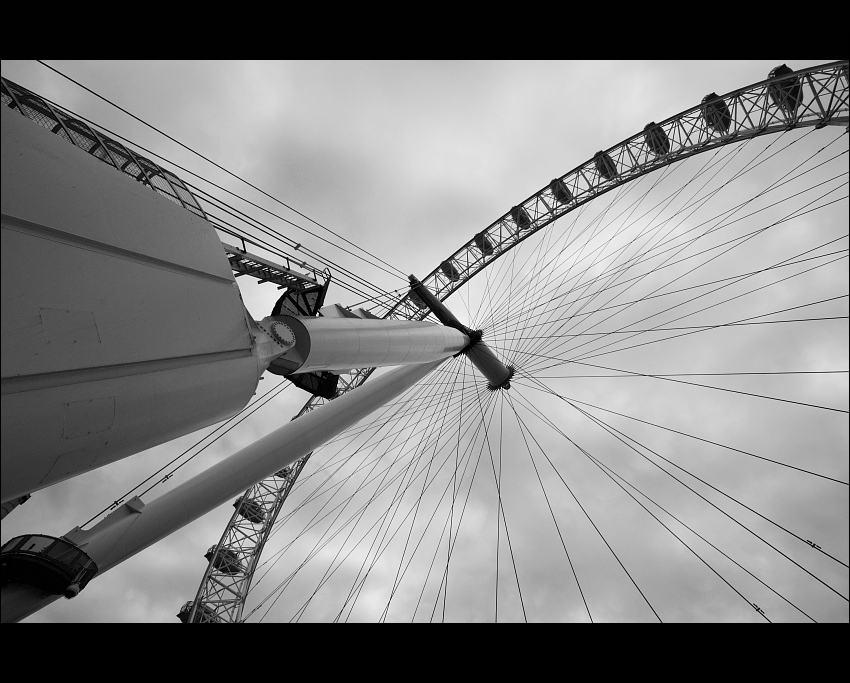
[[1, 60, 847, 622]]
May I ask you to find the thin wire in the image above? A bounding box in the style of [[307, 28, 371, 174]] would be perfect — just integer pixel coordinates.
[[509, 391, 775, 623], [548, 357, 849, 414], [484, 134, 761, 347], [503, 389, 664, 621], [78, 378, 290, 528], [514, 249, 849, 375], [484, 236, 848, 341], [524, 373, 850, 587], [505, 393, 593, 622], [280, 374, 461, 620], [336, 359, 465, 621], [23, 68, 403, 298], [515, 179, 848, 369], [36, 60, 409, 280], [483, 142, 846, 360], [249, 375, 458, 616], [199, 192, 397, 299], [519, 315, 848, 340], [252, 366, 489, 620], [511, 378, 848, 485]]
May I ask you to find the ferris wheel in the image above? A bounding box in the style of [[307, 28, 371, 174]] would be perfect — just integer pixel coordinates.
[[182, 62, 849, 622]]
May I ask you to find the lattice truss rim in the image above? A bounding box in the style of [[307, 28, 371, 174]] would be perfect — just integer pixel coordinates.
[[0, 77, 327, 296], [1, 77, 207, 219], [376, 61, 849, 321], [187, 61, 849, 623]]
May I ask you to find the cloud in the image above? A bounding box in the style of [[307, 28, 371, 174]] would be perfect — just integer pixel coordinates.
[[2, 59, 846, 623]]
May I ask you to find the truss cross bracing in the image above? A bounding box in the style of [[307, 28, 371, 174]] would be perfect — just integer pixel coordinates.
[[222, 242, 320, 291]]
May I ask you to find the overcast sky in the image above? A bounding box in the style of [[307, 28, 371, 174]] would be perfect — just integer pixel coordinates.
[[1, 60, 847, 622]]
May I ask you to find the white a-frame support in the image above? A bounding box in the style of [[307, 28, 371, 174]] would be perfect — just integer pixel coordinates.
[[1, 354, 455, 623]]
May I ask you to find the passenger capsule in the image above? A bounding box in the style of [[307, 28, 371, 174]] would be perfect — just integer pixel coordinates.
[[511, 205, 532, 231], [643, 122, 670, 156], [594, 151, 618, 181], [205, 546, 244, 575], [177, 601, 221, 623], [408, 287, 428, 309], [441, 260, 461, 282], [475, 232, 495, 256], [701, 93, 731, 133], [234, 496, 265, 524], [768, 64, 802, 116], [549, 178, 573, 204]]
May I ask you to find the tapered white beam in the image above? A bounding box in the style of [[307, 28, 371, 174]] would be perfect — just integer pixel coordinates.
[[257, 314, 469, 376], [1, 357, 450, 623]]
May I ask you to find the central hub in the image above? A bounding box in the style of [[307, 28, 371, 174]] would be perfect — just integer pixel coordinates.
[[409, 275, 513, 390], [269, 321, 296, 348]]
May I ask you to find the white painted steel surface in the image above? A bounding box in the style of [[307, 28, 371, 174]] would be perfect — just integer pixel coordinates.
[[0, 105, 261, 502], [0, 359, 448, 622], [280, 315, 469, 374]]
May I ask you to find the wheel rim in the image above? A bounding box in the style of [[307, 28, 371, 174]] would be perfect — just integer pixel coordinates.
[[191, 63, 849, 623]]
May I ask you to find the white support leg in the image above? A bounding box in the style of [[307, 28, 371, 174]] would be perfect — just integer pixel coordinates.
[[1, 358, 447, 623]]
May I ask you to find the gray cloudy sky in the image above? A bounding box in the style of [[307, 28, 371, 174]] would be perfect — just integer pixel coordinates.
[[1, 60, 847, 623]]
